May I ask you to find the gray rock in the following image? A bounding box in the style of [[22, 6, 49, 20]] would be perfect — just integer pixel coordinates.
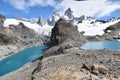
[[0, 13, 6, 26], [47, 12, 60, 26], [29, 18, 37, 24], [64, 8, 74, 20], [37, 16, 46, 26], [50, 18, 85, 47]]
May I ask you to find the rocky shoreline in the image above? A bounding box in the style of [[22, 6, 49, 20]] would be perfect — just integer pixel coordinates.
[[0, 44, 26, 60], [0, 46, 120, 80]]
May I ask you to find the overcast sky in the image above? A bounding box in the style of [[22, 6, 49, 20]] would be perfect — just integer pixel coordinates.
[[0, 0, 120, 20]]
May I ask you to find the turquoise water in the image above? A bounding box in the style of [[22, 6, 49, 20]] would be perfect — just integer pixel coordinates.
[[0, 45, 48, 76], [81, 40, 120, 50]]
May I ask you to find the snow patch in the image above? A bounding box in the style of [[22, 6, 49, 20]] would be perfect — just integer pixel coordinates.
[[77, 18, 120, 36]]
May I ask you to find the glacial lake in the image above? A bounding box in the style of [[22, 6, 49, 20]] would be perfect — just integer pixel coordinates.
[[0, 45, 48, 76], [81, 40, 120, 50]]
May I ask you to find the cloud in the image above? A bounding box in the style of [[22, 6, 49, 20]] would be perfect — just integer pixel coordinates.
[[27, 0, 56, 7], [4, 0, 56, 11], [55, 0, 120, 18], [4, 0, 28, 10], [4, 0, 120, 18]]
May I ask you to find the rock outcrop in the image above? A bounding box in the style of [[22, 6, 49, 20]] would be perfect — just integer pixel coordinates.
[[47, 12, 60, 26], [104, 21, 120, 33], [37, 16, 46, 26], [0, 13, 6, 26], [0, 33, 13, 45], [50, 18, 85, 46], [64, 8, 74, 20], [102, 21, 120, 40], [43, 18, 85, 57]]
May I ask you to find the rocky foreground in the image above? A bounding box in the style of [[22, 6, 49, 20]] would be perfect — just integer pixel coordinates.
[[0, 18, 120, 80]]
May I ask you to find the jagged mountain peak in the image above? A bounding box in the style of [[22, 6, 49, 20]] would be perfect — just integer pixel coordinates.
[[29, 18, 37, 24], [47, 12, 60, 26], [64, 7, 74, 20], [107, 17, 118, 22], [37, 16, 46, 27], [1, 7, 120, 37]]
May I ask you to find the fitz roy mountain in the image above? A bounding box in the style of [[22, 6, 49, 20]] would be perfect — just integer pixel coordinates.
[[2, 8, 120, 37]]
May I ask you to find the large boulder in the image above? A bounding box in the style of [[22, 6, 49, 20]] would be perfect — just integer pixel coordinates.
[[50, 18, 85, 47], [44, 18, 85, 57]]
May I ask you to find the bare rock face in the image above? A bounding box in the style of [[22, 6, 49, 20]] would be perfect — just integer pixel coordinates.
[[0, 33, 13, 45], [64, 8, 74, 19], [47, 12, 60, 26], [103, 21, 120, 40], [50, 18, 85, 47], [43, 18, 85, 57], [8, 22, 49, 46], [104, 22, 120, 33], [0, 13, 6, 26], [9, 22, 36, 40], [37, 16, 46, 26]]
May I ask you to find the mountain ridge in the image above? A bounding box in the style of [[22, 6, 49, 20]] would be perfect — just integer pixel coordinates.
[[2, 8, 120, 37]]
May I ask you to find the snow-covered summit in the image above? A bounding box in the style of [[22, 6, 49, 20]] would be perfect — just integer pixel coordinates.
[[47, 12, 60, 26], [37, 16, 46, 27], [64, 8, 74, 20], [3, 8, 120, 36], [76, 16, 120, 36], [62, 8, 120, 36]]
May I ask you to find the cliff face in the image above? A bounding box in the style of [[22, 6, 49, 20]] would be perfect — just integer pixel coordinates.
[[50, 18, 85, 47], [0, 33, 13, 45], [0, 13, 6, 26], [43, 18, 85, 57]]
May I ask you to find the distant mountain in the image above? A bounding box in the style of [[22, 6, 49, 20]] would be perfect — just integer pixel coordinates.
[[62, 8, 120, 36], [64, 8, 74, 20], [1, 8, 120, 37], [47, 12, 60, 26], [37, 16, 46, 26]]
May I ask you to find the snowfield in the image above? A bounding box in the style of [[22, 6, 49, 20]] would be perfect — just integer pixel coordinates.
[[3, 19, 53, 35], [3, 17, 120, 36], [77, 19, 120, 36]]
